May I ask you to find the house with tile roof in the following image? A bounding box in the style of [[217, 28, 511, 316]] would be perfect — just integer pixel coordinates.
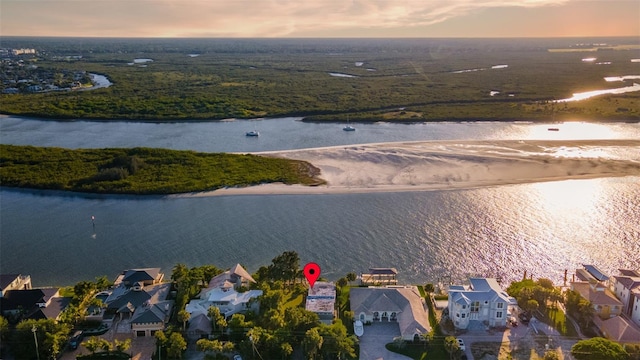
[[570, 281, 623, 319], [594, 315, 640, 344], [447, 278, 515, 330], [350, 285, 430, 341]]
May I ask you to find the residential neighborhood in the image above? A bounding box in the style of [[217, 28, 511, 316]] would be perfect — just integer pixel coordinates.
[[1, 258, 639, 360]]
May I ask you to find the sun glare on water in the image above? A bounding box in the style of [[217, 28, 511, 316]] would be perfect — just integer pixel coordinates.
[[525, 122, 618, 140]]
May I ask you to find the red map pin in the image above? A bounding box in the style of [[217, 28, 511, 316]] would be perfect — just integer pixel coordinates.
[[303, 262, 321, 288]]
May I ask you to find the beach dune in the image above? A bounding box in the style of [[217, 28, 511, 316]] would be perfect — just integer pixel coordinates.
[[186, 140, 640, 196]]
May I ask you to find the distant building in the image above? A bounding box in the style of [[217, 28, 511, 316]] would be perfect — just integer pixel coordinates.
[[11, 48, 36, 56], [350, 285, 430, 341], [305, 282, 336, 324], [360, 268, 398, 286], [447, 278, 515, 330]]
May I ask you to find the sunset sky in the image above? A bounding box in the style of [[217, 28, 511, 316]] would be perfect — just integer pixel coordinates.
[[1, 0, 639, 38]]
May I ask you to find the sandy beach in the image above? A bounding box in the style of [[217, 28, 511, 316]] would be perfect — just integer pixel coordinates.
[[177, 139, 640, 197]]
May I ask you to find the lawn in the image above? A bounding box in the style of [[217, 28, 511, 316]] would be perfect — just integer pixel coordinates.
[[538, 306, 579, 338]]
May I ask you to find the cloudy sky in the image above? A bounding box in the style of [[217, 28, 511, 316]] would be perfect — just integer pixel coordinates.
[[2, 0, 638, 38]]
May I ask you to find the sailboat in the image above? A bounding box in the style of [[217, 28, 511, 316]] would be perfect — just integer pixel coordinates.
[[343, 115, 356, 131]]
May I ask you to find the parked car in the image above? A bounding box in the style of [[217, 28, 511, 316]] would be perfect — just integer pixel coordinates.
[[456, 338, 466, 351], [69, 331, 83, 350]]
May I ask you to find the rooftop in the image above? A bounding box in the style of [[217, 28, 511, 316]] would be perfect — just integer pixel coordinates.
[[582, 264, 609, 282]]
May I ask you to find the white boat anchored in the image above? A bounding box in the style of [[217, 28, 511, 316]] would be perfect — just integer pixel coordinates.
[[343, 116, 356, 131], [245, 130, 260, 137], [354, 320, 364, 337]]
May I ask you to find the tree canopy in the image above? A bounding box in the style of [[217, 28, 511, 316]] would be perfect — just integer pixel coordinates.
[[571, 337, 630, 360]]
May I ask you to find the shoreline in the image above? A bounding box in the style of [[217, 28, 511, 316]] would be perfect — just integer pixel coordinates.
[[181, 139, 640, 197], [1, 113, 639, 124], [2, 139, 639, 198]]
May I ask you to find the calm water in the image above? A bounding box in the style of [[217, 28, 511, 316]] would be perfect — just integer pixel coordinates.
[[1, 116, 639, 287]]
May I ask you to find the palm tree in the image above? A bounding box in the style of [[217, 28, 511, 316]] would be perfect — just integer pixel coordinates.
[[178, 309, 190, 332]]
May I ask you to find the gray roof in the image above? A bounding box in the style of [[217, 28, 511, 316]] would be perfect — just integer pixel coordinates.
[[0, 274, 20, 290], [131, 301, 171, 324], [618, 269, 640, 277], [188, 313, 212, 334], [583, 264, 609, 281], [122, 268, 161, 284], [448, 278, 512, 304], [350, 286, 430, 338], [367, 268, 398, 275]]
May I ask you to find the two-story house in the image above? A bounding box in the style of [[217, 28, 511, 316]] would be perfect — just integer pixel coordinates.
[[185, 264, 262, 322], [612, 269, 640, 328], [448, 278, 514, 329], [571, 280, 623, 319], [104, 268, 172, 337]]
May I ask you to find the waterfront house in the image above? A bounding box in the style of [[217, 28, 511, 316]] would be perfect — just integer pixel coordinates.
[[350, 285, 430, 341], [570, 280, 623, 319], [115, 268, 164, 288], [612, 269, 640, 327], [185, 264, 262, 321], [0, 274, 32, 297], [1, 288, 70, 322], [447, 278, 514, 330], [104, 268, 172, 337], [305, 282, 336, 324]]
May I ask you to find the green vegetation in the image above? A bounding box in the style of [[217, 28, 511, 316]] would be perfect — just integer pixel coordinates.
[[0, 144, 323, 195], [571, 337, 630, 360], [1, 37, 639, 122]]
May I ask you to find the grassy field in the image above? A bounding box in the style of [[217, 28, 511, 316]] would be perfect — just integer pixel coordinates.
[[1, 37, 638, 122], [0, 144, 323, 194]]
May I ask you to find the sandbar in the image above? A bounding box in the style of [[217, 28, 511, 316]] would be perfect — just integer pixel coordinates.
[[176, 140, 640, 197]]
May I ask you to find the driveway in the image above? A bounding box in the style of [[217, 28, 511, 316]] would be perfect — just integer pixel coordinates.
[[358, 322, 412, 360]]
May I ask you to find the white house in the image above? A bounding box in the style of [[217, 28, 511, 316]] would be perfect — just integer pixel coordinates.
[[631, 292, 640, 328], [612, 270, 640, 315], [185, 264, 262, 320], [350, 286, 430, 341], [612, 269, 640, 327], [448, 278, 514, 330]]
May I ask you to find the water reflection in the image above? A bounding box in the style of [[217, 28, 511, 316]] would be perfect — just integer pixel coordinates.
[[522, 122, 620, 140]]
